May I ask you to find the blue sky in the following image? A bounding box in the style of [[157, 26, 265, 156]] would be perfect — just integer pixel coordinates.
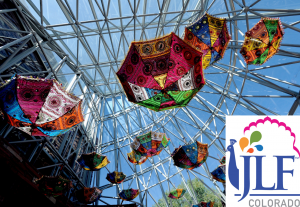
[[22, 0, 300, 205]]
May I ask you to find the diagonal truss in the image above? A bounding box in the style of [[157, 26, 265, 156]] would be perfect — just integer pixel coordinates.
[[0, 0, 299, 206]]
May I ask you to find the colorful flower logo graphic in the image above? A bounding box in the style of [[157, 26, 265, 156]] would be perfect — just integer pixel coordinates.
[[239, 131, 263, 153]]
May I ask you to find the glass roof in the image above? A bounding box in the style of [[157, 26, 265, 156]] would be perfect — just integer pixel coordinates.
[[19, 0, 300, 205]]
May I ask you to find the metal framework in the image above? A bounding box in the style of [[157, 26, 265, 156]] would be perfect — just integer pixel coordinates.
[[0, 0, 299, 206]]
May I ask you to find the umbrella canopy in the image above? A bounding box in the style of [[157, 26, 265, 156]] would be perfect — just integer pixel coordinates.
[[119, 188, 140, 201], [75, 187, 102, 204], [171, 141, 208, 170], [240, 17, 284, 65], [77, 152, 110, 171], [127, 150, 148, 165], [34, 176, 73, 197], [116, 32, 205, 112], [106, 171, 126, 184], [192, 201, 215, 207], [219, 156, 225, 164], [130, 131, 170, 157], [168, 189, 186, 199], [211, 164, 226, 183], [0, 75, 83, 136], [184, 13, 231, 69]]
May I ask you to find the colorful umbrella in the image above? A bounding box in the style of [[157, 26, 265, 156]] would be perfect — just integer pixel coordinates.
[[75, 187, 102, 204], [34, 176, 73, 197], [192, 201, 215, 207], [77, 152, 110, 171], [240, 17, 284, 65], [116, 32, 205, 112], [106, 171, 126, 184], [0, 75, 83, 136], [184, 13, 231, 69], [211, 164, 226, 183], [168, 189, 186, 199], [127, 150, 148, 165], [130, 131, 170, 157], [119, 188, 140, 201], [219, 156, 225, 165], [171, 141, 208, 170]]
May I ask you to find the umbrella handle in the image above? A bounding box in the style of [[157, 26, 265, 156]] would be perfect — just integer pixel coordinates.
[[56, 164, 64, 176], [182, 137, 188, 145], [105, 166, 111, 173]]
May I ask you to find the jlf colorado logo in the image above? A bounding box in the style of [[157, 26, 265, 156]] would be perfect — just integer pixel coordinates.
[[226, 116, 300, 207]]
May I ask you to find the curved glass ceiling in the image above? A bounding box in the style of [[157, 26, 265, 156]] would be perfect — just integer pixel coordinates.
[[21, 0, 300, 205]]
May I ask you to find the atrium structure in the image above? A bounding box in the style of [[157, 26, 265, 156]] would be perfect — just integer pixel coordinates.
[[0, 0, 299, 206]]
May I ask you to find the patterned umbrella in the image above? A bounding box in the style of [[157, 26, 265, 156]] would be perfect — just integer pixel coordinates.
[[127, 150, 148, 165], [168, 189, 186, 199], [0, 75, 83, 136], [34, 176, 73, 197], [106, 171, 126, 184], [75, 187, 102, 204], [77, 152, 110, 171], [240, 17, 284, 65], [192, 201, 215, 207], [119, 188, 140, 201], [130, 131, 170, 157], [116, 32, 205, 112], [171, 141, 208, 170], [219, 156, 225, 164], [184, 13, 231, 69], [211, 164, 226, 183]]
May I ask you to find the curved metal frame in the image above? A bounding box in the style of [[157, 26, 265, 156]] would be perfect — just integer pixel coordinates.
[[0, 0, 299, 206]]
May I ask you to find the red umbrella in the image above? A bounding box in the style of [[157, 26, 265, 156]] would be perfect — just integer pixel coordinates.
[[171, 141, 208, 170], [0, 75, 83, 136], [116, 32, 205, 111]]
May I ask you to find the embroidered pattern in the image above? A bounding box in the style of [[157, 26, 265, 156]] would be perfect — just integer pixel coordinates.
[[0, 75, 83, 136], [184, 13, 231, 69], [240, 17, 284, 65], [117, 33, 205, 111]]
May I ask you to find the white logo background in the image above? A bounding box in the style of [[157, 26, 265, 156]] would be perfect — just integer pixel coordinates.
[[226, 116, 300, 207]]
